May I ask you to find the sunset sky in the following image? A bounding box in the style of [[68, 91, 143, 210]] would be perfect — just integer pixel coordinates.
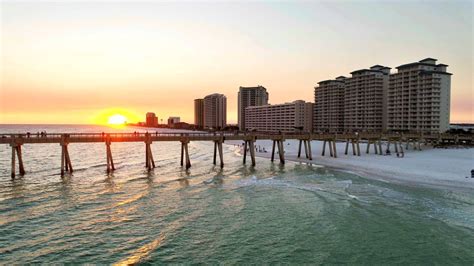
[[1, 1, 472, 124]]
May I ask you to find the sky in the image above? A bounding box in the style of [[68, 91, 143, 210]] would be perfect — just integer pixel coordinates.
[[1, 0, 473, 124]]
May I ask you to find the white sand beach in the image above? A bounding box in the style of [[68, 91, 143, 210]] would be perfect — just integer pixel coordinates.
[[227, 139, 474, 190]]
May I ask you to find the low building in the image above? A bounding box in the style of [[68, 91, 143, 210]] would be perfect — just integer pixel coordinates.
[[167, 117, 180, 126], [238, 86, 269, 130], [245, 100, 313, 132], [170, 122, 192, 130]]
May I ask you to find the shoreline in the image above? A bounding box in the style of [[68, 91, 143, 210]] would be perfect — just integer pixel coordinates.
[[226, 139, 474, 192]]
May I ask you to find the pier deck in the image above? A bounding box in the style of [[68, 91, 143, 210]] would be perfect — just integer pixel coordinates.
[[1, 132, 472, 178]]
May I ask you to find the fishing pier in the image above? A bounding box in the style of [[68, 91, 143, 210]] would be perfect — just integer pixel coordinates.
[[1, 132, 472, 178]]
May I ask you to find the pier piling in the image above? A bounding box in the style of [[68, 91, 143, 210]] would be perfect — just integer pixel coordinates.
[[243, 139, 256, 166], [181, 140, 191, 169], [299, 139, 311, 160], [297, 140, 303, 158], [213, 141, 218, 165], [271, 140, 276, 162], [277, 140, 285, 164], [249, 140, 256, 166], [345, 139, 349, 155], [218, 140, 224, 168], [328, 140, 334, 157], [11, 145, 16, 179], [10, 142, 28, 178], [322, 140, 327, 156], [180, 143, 184, 166], [243, 141, 248, 164], [106, 139, 115, 172], [60, 135, 73, 176], [307, 140, 313, 160]]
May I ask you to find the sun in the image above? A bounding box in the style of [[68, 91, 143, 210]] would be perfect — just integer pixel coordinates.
[[108, 114, 127, 125]]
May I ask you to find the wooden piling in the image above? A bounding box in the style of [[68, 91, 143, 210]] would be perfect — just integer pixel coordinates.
[[213, 141, 217, 165], [243, 141, 248, 164], [307, 140, 313, 160], [297, 140, 302, 158], [271, 140, 276, 162], [328, 140, 334, 157], [60, 144, 65, 176], [218, 141, 224, 168], [351, 139, 356, 155], [64, 147, 69, 172], [106, 140, 115, 172], [399, 143, 405, 158], [332, 140, 337, 158], [394, 140, 400, 156], [322, 140, 327, 156], [16, 145, 25, 175], [64, 145, 73, 172], [11, 145, 16, 179], [184, 141, 191, 169], [249, 140, 256, 167], [145, 143, 150, 169], [277, 140, 285, 164], [303, 140, 309, 159], [180, 142, 184, 166], [345, 139, 350, 155], [149, 144, 155, 168], [356, 140, 361, 156]]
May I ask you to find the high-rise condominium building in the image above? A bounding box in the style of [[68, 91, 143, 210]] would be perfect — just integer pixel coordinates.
[[238, 86, 269, 130], [204, 93, 227, 129], [194, 99, 204, 128], [387, 58, 451, 133], [146, 112, 158, 127], [344, 65, 390, 132], [314, 76, 346, 132], [245, 100, 313, 132]]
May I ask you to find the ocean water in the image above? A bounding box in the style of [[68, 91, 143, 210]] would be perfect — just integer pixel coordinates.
[[0, 125, 473, 264]]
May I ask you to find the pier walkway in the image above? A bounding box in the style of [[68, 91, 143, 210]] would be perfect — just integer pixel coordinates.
[[1, 132, 472, 178]]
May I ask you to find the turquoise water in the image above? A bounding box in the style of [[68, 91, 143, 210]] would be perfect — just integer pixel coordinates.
[[1, 125, 473, 264]]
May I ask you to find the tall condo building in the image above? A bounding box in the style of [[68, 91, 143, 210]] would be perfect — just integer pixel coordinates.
[[146, 112, 158, 127], [194, 99, 204, 128], [204, 93, 227, 129], [314, 76, 346, 132], [245, 100, 313, 132], [388, 58, 451, 133], [344, 65, 390, 132], [238, 86, 269, 131]]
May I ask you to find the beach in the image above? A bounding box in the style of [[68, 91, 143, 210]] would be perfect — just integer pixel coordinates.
[[228, 139, 474, 190]]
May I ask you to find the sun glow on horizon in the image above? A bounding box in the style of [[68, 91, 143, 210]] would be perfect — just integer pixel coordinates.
[[90, 108, 141, 126], [108, 114, 127, 125]]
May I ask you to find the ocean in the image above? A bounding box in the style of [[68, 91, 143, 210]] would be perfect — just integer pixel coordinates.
[[0, 125, 473, 264]]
